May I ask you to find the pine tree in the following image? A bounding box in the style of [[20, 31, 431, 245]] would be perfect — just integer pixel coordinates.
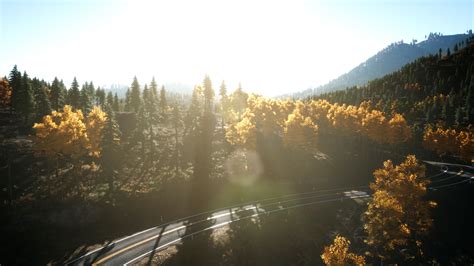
[[106, 91, 114, 107], [68, 77, 80, 109], [112, 93, 120, 112], [124, 88, 131, 112], [79, 82, 92, 113], [219, 80, 228, 107], [172, 102, 183, 176], [9, 65, 22, 113], [34, 86, 52, 122], [455, 106, 463, 125], [159, 85, 168, 124], [95, 87, 106, 107], [193, 76, 215, 186], [100, 104, 122, 196], [219, 80, 229, 129], [50, 77, 64, 111], [466, 77, 474, 123], [130, 77, 141, 113], [203, 75, 214, 111], [16, 72, 35, 124], [88, 81, 96, 98], [150, 77, 158, 102]]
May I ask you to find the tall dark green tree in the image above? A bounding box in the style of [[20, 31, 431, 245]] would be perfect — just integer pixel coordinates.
[[68, 77, 80, 109], [219, 80, 229, 130], [130, 77, 141, 113], [100, 104, 122, 196], [79, 82, 93, 113], [34, 86, 52, 122], [465, 77, 474, 123], [8, 65, 22, 113], [95, 87, 106, 107], [124, 88, 131, 112], [141, 85, 154, 158], [150, 77, 158, 102], [88, 81, 96, 98], [50, 77, 65, 111], [203, 75, 214, 111], [112, 93, 120, 112], [193, 75, 215, 186], [172, 102, 183, 176], [106, 91, 114, 107], [159, 85, 168, 124], [17, 72, 35, 124]]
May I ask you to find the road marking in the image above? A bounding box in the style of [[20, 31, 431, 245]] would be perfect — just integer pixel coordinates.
[[65, 226, 158, 265], [67, 185, 368, 264], [124, 194, 370, 265], [92, 225, 185, 265]]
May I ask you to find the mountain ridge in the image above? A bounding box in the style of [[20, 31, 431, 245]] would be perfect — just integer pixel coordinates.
[[285, 32, 472, 99]]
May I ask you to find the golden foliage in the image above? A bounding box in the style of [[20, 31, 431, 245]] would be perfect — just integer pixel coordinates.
[[86, 106, 107, 157], [423, 125, 474, 162], [364, 155, 435, 260], [33, 105, 108, 159], [0, 78, 12, 108], [283, 102, 318, 150], [226, 96, 411, 149], [404, 82, 422, 91], [321, 235, 366, 266]]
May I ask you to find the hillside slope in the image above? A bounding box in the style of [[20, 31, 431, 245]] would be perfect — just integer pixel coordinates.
[[315, 41, 474, 129], [290, 33, 472, 98]]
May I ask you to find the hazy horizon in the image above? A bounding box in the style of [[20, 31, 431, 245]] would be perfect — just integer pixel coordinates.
[[1, 0, 472, 96]]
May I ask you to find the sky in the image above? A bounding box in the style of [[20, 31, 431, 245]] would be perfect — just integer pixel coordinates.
[[0, 0, 472, 96]]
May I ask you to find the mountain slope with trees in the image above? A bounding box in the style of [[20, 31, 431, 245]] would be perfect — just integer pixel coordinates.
[[289, 32, 473, 98]]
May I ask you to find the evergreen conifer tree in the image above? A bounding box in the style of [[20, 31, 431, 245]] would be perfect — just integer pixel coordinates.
[[16, 71, 35, 124], [100, 104, 122, 196], [50, 77, 64, 111], [130, 77, 141, 113], [68, 77, 80, 109], [113, 93, 120, 112]]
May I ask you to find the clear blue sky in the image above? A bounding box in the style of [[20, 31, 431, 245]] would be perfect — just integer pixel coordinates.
[[0, 0, 472, 95]]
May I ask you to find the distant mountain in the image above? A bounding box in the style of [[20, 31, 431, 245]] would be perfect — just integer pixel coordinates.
[[287, 32, 472, 98]]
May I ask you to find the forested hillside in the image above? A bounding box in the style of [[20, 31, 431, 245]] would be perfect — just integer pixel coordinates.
[[290, 32, 473, 98], [316, 41, 474, 162]]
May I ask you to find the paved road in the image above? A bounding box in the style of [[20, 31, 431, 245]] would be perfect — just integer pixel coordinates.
[[66, 188, 370, 266], [66, 161, 473, 265]]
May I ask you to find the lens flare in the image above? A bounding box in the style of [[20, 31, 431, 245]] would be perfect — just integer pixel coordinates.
[[225, 149, 263, 186]]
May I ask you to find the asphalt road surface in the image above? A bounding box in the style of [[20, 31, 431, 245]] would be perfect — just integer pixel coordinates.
[[67, 161, 472, 265], [66, 188, 370, 266]]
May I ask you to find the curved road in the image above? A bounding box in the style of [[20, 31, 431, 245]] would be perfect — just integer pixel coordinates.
[[66, 187, 370, 265], [67, 161, 473, 265]]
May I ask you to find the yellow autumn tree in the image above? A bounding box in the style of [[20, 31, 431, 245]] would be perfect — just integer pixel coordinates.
[[458, 128, 474, 162], [226, 111, 257, 149], [361, 109, 387, 143], [386, 113, 412, 144], [283, 103, 318, 151], [33, 105, 108, 159], [0, 78, 12, 108], [225, 93, 411, 152], [321, 235, 365, 266], [33, 105, 89, 159], [363, 155, 436, 261], [86, 106, 107, 157], [423, 125, 474, 163]]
